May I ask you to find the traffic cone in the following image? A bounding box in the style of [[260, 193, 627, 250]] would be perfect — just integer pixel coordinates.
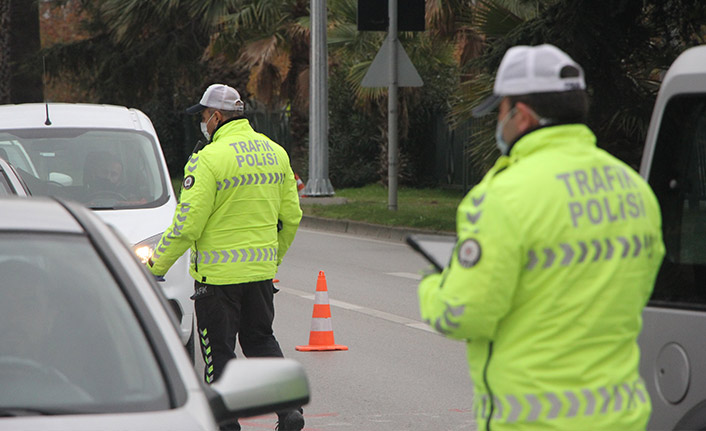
[[296, 271, 348, 352], [295, 173, 307, 197]]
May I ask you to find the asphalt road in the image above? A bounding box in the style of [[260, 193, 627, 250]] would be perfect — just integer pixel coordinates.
[[194, 226, 477, 431]]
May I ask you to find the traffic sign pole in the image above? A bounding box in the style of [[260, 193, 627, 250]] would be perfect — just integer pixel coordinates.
[[306, 0, 335, 197], [388, 0, 398, 210]]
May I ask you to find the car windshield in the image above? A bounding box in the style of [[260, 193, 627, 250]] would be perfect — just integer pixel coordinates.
[[0, 233, 170, 413], [0, 129, 168, 209]]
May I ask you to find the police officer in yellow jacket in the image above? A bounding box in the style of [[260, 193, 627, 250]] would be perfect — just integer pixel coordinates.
[[148, 84, 304, 431], [418, 45, 665, 431]]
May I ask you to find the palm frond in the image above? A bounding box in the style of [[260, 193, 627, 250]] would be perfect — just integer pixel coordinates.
[[474, 0, 525, 39], [238, 35, 279, 67], [347, 61, 386, 104]]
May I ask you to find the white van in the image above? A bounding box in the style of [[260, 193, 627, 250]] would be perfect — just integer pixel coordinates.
[[639, 45, 706, 429], [0, 103, 194, 356]]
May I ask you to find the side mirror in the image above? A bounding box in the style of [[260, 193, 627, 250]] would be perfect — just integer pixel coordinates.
[[207, 358, 309, 423], [49, 172, 73, 186]]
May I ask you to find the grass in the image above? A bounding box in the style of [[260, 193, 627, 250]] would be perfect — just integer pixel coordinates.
[[301, 184, 463, 233], [172, 178, 464, 233]]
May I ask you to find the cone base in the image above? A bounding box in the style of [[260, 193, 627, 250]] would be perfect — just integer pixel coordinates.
[[295, 344, 349, 352]]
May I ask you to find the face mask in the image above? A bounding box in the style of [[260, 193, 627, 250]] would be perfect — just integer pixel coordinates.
[[200, 111, 216, 141], [495, 107, 517, 155]]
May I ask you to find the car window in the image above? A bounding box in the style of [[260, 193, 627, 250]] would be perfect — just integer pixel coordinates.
[[647, 94, 706, 310], [0, 129, 168, 209], [0, 233, 170, 413], [0, 140, 38, 176], [0, 171, 12, 195]]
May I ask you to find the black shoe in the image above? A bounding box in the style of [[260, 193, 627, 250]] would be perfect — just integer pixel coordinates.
[[275, 410, 304, 431], [219, 419, 241, 431]]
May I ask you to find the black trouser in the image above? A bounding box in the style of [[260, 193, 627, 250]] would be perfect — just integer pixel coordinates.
[[193, 279, 284, 383], [193, 279, 299, 429]]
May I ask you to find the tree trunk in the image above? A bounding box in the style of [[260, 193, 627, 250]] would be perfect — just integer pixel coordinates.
[[8, 0, 42, 103], [0, 0, 11, 103]]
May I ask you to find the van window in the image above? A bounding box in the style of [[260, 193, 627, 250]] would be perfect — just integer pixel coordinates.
[[648, 95, 706, 310], [0, 129, 169, 209]]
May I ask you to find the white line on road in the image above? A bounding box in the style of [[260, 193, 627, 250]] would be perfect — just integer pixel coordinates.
[[386, 272, 423, 280], [278, 286, 438, 334]]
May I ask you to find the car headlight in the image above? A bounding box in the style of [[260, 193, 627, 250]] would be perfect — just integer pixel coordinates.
[[132, 232, 164, 264]]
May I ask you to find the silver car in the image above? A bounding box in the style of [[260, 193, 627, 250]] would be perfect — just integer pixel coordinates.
[[0, 197, 309, 430]]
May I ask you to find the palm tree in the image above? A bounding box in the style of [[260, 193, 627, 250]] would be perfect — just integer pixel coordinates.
[[0, 0, 43, 104], [42, 0, 219, 172], [207, 0, 311, 159], [0, 0, 11, 103], [450, 0, 706, 174]]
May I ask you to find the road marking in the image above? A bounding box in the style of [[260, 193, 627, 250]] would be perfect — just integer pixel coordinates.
[[278, 286, 437, 334], [386, 271, 422, 280]]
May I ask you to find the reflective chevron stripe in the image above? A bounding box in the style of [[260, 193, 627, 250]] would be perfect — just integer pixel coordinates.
[[476, 379, 648, 423], [217, 173, 285, 191], [465, 193, 486, 225], [154, 203, 193, 258], [187, 155, 199, 172], [196, 247, 278, 264], [424, 302, 465, 336], [199, 327, 214, 384], [526, 234, 658, 270]]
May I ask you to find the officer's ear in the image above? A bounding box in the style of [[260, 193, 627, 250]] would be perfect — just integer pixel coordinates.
[[515, 102, 541, 131]]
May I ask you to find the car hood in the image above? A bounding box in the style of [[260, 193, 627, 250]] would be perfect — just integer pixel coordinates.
[[0, 409, 212, 431], [0, 390, 216, 431], [92, 202, 177, 246]]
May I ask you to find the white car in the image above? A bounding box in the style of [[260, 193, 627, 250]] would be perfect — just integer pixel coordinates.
[[0, 196, 309, 430], [0, 103, 194, 355]]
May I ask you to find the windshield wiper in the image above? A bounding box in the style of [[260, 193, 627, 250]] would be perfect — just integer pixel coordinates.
[[0, 407, 78, 417]]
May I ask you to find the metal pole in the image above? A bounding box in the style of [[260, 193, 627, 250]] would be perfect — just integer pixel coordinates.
[[306, 0, 334, 196], [388, 0, 398, 210]]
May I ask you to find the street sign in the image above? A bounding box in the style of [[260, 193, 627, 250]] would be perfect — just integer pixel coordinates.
[[361, 35, 423, 88], [357, 0, 425, 31]]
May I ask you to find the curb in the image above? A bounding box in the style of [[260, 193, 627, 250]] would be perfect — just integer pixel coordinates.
[[300, 215, 454, 243]]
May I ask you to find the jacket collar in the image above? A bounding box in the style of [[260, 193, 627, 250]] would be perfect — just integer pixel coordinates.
[[509, 123, 596, 161], [212, 117, 250, 141]]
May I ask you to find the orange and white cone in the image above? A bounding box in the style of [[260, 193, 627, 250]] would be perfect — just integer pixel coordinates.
[[296, 271, 348, 352], [295, 173, 307, 197]]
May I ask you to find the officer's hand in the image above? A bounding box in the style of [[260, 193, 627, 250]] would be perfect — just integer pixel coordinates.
[[153, 274, 166, 282]]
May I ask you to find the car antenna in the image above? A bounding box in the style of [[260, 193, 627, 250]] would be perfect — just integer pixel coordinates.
[[43, 56, 51, 126]]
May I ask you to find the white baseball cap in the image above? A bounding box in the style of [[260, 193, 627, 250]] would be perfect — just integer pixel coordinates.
[[472, 44, 586, 117], [186, 84, 244, 114]]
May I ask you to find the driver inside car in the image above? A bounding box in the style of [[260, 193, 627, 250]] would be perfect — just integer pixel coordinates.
[[83, 151, 147, 205], [84, 151, 126, 194]]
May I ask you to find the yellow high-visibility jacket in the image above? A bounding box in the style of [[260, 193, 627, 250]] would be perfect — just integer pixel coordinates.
[[419, 124, 665, 431], [149, 118, 302, 285]]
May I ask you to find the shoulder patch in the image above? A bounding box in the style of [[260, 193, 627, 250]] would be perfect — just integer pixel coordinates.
[[183, 175, 195, 190], [457, 239, 482, 268]]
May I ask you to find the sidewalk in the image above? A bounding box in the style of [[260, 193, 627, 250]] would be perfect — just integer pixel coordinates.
[[298, 196, 454, 242], [299, 214, 454, 243]]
